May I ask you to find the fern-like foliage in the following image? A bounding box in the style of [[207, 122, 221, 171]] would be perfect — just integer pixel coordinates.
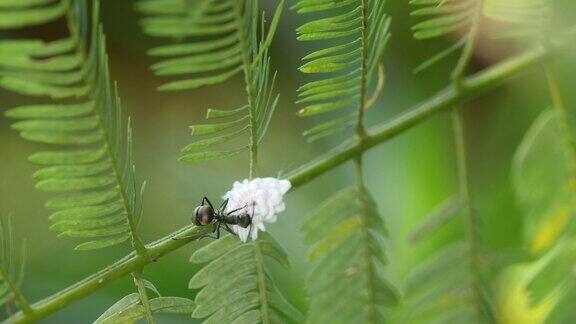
[[1, 0, 146, 251], [293, 0, 390, 141], [0, 217, 27, 311], [189, 233, 303, 323], [410, 0, 480, 72], [301, 186, 398, 323], [137, 0, 283, 163]]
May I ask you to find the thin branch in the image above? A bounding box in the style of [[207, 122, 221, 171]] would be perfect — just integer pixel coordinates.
[[235, 0, 258, 179], [3, 32, 574, 324], [132, 269, 155, 324]]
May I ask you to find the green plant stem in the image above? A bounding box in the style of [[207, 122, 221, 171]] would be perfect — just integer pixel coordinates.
[[235, 0, 258, 179], [3, 33, 574, 324], [132, 269, 155, 324], [235, 2, 271, 320]]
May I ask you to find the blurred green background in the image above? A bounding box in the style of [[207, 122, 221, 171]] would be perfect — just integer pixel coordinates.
[[1, 0, 576, 322]]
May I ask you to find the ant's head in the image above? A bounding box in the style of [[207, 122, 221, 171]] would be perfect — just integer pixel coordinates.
[[193, 205, 214, 226], [237, 213, 252, 228]]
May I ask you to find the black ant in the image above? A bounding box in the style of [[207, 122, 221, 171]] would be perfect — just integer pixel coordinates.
[[173, 197, 253, 240]]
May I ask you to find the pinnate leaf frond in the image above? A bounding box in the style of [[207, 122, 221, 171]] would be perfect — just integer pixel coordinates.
[[1, 0, 146, 251], [0, 0, 68, 29], [189, 234, 303, 323], [294, 0, 391, 142], [302, 186, 399, 323]]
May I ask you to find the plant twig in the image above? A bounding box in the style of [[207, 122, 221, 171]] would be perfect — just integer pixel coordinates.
[[3, 32, 574, 324], [132, 269, 155, 324]]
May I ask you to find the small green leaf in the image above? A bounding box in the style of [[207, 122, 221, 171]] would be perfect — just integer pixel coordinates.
[[5, 102, 94, 119], [94, 293, 141, 324], [49, 201, 124, 221], [206, 105, 248, 119], [36, 175, 116, 192], [28, 147, 107, 165], [179, 147, 247, 163], [46, 188, 120, 210], [0, 0, 66, 29], [75, 235, 130, 251], [190, 116, 248, 136], [158, 66, 242, 91], [33, 161, 112, 180]]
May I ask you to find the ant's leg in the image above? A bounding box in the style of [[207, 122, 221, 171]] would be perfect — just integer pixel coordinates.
[[226, 204, 247, 216], [202, 196, 216, 212], [219, 198, 229, 214], [223, 223, 235, 235], [214, 222, 222, 239], [197, 222, 219, 239]]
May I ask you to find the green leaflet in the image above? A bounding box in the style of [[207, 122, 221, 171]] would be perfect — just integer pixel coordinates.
[[295, 0, 391, 141], [189, 234, 303, 323], [0, 0, 67, 29], [5, 102, 95, 119], [1, 0, 146, 251], [302, 186, 399, 323], [179, 146, 248, 163], [206, 105, 248, 119], [45, 188, 120, 210], [33, 160, 112, 179]]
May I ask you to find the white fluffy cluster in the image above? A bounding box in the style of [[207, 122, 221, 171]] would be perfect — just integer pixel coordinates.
[[223, 177, 291, 242]]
